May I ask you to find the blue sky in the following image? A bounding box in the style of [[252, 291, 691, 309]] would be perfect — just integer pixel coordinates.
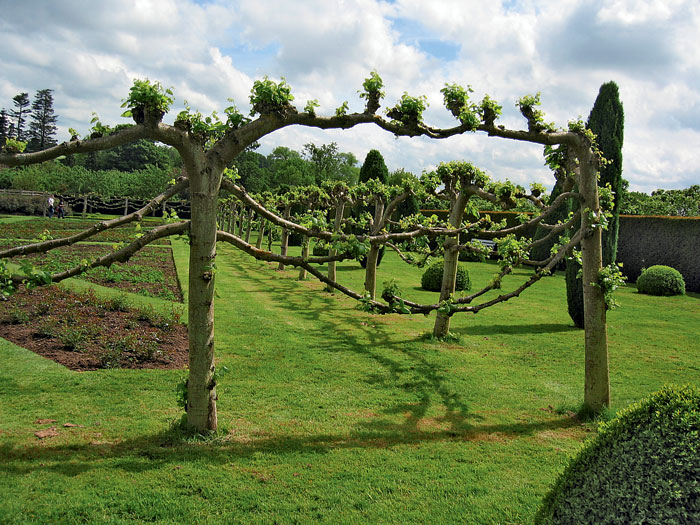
[[1, 0, 698, 194]]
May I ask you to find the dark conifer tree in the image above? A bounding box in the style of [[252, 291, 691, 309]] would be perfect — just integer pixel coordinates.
[[28, 89, 59, 151], [359, 149, 389, 184], [10, 93, 31, 141]]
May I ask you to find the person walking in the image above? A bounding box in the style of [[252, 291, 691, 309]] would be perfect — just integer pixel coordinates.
[[47, 195, 55, 218], [57, 199, 65, 219]]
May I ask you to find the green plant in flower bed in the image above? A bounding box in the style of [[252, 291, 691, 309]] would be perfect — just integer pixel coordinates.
[[58, 326, 89, 351]]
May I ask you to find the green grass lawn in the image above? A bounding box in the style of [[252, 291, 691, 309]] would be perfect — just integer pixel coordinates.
[[1, 228, 698, 523]]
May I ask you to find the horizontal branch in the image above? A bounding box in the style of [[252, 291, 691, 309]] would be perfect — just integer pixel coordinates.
[[475, 191, 578, 239], [216, 230, 390, 311]]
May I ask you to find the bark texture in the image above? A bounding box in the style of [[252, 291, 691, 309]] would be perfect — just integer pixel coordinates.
[[577, 145, 610, 411]]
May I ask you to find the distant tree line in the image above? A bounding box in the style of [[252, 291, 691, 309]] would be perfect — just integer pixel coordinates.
[[0, 89, 58, 152], [619, 185, 700, 217]]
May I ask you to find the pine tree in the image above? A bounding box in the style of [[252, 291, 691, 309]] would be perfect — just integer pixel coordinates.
[[27, 89, 59, 152], [565, 81, 624, 328], [0, 109, 9, 140], [10, 93, 31, 141], [359, 149, 389, 184]]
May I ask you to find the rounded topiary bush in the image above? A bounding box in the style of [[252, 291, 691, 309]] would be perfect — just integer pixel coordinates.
[[421, 259, 471, 292], [637, 265, 685, 296], [535, 385, 700, 525]]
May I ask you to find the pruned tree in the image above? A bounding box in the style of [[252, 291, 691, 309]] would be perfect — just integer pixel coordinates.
[[0, 74, 614, 431]]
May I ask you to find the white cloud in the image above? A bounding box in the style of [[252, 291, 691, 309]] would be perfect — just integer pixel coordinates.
[[1, 0, 698, 193]]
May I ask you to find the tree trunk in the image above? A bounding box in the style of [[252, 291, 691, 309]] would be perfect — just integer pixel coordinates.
[[228, 202, 237, 233], [83, 194, 89, 218], [237, 209, 245, 237], [364, 243, 381, 299], [256, 219, 265, 250], [124, 197, 129, 216], [326, 201, 345, 292], [277, 205, 291, 271], [186, 164, 220, 432], [363, 199, 384, 300], [298, 236, 309, 280], [245, 209, 253, 243], [433, 192, 469, 338], [578, 146, 610, 412]]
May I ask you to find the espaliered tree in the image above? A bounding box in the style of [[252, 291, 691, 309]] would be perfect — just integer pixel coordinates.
[[1, 73, 615, 431], [322, 180, 353, 292], [353, 178, 413, 299]]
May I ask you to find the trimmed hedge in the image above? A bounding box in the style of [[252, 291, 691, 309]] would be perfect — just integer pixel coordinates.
[[421, 259, 470, 292], [617, 215, 699, 293], [536, 384, 700, 524], [637, 265, 686, 296]]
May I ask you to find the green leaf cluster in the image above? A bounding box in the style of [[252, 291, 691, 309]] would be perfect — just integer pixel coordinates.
[[386, 92, 428, 126], [249, 76, 295, 116], [121, 79, 174, 116]]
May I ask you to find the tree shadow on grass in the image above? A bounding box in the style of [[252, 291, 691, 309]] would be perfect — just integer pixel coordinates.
[[453, 323, 579, 336], [0, 413, 582, 478]]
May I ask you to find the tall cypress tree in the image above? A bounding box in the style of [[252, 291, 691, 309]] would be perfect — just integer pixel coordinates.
[[10, 93, 31, 141], [588, 81, 624, 266], [565, 81, 624, 328], [28, 89, 59, 152]]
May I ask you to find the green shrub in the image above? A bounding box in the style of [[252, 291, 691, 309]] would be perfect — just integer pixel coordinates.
[[536, 384, 700, 525], [420, 259, 470, 292], [637, 265, 685, 296], [312, 241, 328, 257], [458, 242, 488, 263]]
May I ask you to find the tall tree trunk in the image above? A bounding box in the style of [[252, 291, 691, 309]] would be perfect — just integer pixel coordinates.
[[228, 202, 237, 233], [364, 244, 381, 299], [578, 146, 610, 412], [433, 193, 469, 338], [256, 219, 265, 250], [237, 207, 245, 237], [244, 209, 253, 243], [186, 163, 220, 432], [298, 236, 309, 280], [363, 199, 384, 299], [326, 201, 345, 292], [277, 205, 291, 270]]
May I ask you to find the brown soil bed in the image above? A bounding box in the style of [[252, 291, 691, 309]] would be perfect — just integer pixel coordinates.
[[0, 285, 188, 371]]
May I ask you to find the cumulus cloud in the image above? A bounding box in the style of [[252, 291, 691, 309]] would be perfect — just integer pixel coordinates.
[[0, 0, 698, 193]]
